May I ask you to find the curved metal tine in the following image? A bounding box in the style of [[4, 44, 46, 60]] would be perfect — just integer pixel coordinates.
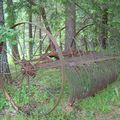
[[33, 34, 47, 57]]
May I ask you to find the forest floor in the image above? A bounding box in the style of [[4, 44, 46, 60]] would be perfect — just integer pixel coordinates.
[[0, 70, 120, 120]]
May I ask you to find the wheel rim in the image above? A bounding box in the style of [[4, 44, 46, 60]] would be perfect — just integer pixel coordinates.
[[3, 22, 65, 116]]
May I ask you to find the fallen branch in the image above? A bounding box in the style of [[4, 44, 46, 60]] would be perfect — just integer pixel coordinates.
[[3, 88, 18, 112]]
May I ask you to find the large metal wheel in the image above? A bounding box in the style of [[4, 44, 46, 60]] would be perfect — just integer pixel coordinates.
[[3, 22, 64, 116]]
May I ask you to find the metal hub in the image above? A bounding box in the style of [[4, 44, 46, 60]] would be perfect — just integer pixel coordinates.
[[21, 60, 36, 77]]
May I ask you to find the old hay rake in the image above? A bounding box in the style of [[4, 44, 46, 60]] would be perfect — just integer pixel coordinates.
[[1, 22, 120, 116]]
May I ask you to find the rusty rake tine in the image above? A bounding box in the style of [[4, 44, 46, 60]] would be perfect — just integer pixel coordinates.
[[33, 34, 47, 57]]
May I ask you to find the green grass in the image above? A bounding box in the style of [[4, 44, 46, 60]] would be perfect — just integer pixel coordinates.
[[77, 81, 120, 112], [0, 68, 120, 120], [0, 91, 7, 110]]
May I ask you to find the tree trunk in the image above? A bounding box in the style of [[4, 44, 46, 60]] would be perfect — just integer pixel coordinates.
[[39, 15, 43, 54], [28, 4, 33, 59], [6, 0, 20, 61], [0, 0, 4, 54], [65, 0, 76, 52], [0, 0, 4, 25], [99, 4, 108, 49], [40, 6, 56, 52], [0, 0, 11, 82]]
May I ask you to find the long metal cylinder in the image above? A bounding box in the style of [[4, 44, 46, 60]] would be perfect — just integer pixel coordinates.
[[65, 60, 120, 105]]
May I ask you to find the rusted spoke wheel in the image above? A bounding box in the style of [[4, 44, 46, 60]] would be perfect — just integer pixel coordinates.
[[3, 22, 64, 116]]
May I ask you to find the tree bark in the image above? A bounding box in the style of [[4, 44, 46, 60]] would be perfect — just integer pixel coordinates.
[[39, 15, 43, 54], [99, 4, 108, 49], [28, 4, 33, 59], [6, 0, 20, 61], [65, 0, 76, 51], [0, 0, 4, 25], [0, 0, 11, 82], [0, 0, 4, 55]]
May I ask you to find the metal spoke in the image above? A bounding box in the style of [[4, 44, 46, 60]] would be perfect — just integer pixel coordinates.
[[33, 34, 47, 57]]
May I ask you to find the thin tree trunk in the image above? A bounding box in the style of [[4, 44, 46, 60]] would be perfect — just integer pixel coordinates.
[[99, 4, 108, 49], [60, 32, 63, 50], [0, 0, 4, 54], [65, 0, 76, 52], [28, 5, 33, 59], [6, 0, 20, 61], [0, 0, 11, 82], [0, 0, 4, 25], [39, 15, 42, 54]]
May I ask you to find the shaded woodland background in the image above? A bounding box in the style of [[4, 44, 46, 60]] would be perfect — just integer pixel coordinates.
[[0, 0, 120, 119], [0, 0, 120, 73], [1, 0, 120, 51]]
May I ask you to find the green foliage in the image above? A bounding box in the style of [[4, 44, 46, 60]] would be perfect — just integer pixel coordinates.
[[1, 0, 120, 119], [1, 67, 120, 119], [0, 91, 7, 111], [0, 26, 16, 43]]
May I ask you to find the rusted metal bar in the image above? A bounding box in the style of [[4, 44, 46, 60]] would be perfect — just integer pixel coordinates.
[[34, 54, 120, 69]]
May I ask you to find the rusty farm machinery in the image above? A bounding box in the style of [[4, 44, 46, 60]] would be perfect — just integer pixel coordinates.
[[0, 22, 120, 116]]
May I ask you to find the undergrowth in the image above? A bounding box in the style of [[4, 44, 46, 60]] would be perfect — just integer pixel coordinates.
[[0, 70, 120, 120]]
